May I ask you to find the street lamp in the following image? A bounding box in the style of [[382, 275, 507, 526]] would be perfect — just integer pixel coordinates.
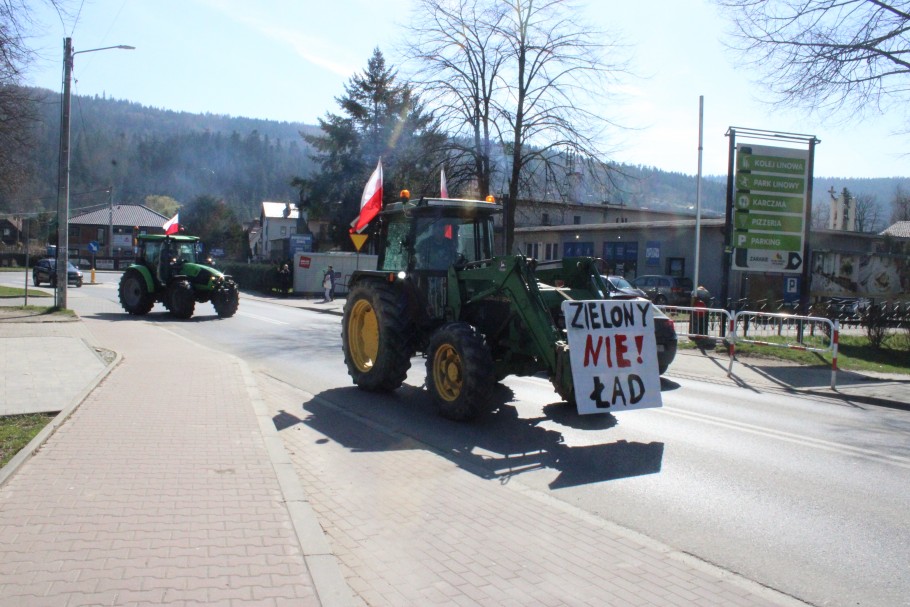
[[55, 37, 134, 308]]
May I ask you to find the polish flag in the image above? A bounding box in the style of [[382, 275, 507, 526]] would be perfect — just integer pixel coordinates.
[[163, 213, 179, 235], [351, 159, 383, 233], [440, 168, 449, 198]]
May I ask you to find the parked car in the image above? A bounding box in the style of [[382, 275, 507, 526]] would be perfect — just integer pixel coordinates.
[[598, 276, 677, 374], [630, 274, 692, 305], [32, 259, 83, 287], [602, 275, 647, 298]]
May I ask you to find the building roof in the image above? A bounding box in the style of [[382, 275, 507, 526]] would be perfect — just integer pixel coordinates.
[[880, 221, 910, 238], [70, 204, 169, 228], [515, 218, 726, 233], [261, 201, 299, 220]]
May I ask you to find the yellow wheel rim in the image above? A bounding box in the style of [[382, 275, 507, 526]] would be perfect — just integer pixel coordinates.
[[432, 343, 462, 402], [348, 299, 379, 372]]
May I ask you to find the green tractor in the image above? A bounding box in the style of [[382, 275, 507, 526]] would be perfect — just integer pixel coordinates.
[[118, 234, 240, 320], [342, 194, 677, 421]]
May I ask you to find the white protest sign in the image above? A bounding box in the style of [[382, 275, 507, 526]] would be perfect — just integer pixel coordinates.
[[561, 300, 663, 414]]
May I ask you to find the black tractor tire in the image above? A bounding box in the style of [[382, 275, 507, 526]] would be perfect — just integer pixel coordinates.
[[118, 269, 154, 316], [342, 282, 413, 392], [425, 322, 495, 421], [212, 280, 239, 318], [167, 279, 196, 319]]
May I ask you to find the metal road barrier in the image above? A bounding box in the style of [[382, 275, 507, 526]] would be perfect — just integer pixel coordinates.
[[658, 304, 736, 361], [731, 311, 840, 389]]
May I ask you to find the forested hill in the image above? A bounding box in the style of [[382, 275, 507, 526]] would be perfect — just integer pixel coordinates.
[[8, 88, 909, 229], [17, 88, 318, 221]]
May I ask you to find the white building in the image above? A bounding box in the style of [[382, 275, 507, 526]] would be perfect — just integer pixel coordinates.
[[257, 201, 305, 261]]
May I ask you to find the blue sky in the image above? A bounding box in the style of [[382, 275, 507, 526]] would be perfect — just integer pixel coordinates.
[[23, 0, 909, 178]]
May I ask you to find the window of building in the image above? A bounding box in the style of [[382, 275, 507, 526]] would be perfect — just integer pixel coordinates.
[[666, 257, 685, 277], [280, 226, 287, 236], [573, 216, 581, 225], [542, 212, 550, 225]]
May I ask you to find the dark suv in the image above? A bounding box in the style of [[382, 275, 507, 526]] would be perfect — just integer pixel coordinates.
[[32, 259, 84, 288], [631, 274, 692, 305]]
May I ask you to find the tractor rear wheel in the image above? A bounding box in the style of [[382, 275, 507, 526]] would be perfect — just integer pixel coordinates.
[[212, 280, 239, 318], [342, 282, 413, 392], [118, 269, 154, 315], [168, 279, 195, 319], [426, 322, 495, 421]]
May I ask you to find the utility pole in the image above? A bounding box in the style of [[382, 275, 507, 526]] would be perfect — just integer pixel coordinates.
[[54, 37, 73, 309], [108, 186, 114, 257], [54, 38, 134, 309]]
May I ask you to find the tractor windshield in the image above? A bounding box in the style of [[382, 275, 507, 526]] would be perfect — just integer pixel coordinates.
[[413, 216, 494, 270], [168, 241, 198, 264]]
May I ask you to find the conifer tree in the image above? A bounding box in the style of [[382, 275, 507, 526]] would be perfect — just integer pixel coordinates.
[[299, 48, 445, 248]]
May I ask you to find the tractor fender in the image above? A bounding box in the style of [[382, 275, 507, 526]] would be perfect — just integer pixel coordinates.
[[126, 264, 155, 293]]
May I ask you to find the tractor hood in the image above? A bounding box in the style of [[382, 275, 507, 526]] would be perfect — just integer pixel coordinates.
[[179, 262, 229, 291]]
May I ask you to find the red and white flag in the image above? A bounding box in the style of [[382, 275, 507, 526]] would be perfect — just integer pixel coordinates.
[[351, 159, 383, 233], [163, 213, 179, 235], [440, 167, 449, 198]]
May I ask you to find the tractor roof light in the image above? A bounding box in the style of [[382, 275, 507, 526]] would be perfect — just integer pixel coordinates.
[[400, 189, 410, 202], [484, 195, 496, 203]]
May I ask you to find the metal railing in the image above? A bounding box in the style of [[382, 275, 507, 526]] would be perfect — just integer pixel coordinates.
[[731, 311, 839, 389], [657, 305, 841, 389], [659, 304, 735, 360]]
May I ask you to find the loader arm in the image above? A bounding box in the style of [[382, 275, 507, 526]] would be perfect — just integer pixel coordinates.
[[447, 255, 575, 400]]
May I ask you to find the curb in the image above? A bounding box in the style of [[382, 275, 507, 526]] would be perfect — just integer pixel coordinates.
[[240, 292, 345, 317], [240, 362, 354, 607], [0, 349, 123, 488]]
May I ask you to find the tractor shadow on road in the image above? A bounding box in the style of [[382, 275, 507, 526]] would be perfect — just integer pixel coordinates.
[[286, 383, 664, 489]]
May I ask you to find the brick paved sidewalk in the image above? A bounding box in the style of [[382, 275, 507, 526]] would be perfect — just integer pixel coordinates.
[[0, 318, 336, 606], [259, 375, 808, 607]]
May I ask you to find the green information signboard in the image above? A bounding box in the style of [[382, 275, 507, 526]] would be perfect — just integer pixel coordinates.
[[733, 144, 809, 273]]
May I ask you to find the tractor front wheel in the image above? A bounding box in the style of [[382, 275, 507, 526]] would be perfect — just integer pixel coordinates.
[[426, 322, 494, 421], [212, 280, 239, 318], [168, 279, 195, 319], [118, 269, 154, 315], [342, 282, 413, 392]]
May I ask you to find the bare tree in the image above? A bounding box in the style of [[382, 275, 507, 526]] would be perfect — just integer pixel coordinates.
[[853, 192, 882, 232], [403, 0, 507, 199], [715, 0, 910, 119], [405, 0, 629, 252], [810, 199, 830, 230], [0, 1, 70, 210], [892, 183, 910, 223]]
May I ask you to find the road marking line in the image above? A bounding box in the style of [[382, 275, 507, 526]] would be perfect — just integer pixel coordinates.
[[238, 311, 289, 325], [661, 406, 910, 469], [509, 374, 910, 469]]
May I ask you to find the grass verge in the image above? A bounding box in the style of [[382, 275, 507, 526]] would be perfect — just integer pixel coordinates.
[[682, 332, 910, 375], [0, 285, 52, 298], [0, 413, 55, 469]]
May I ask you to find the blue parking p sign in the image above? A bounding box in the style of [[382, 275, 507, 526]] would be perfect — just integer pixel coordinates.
[[783, 276, 800, 303], [88, 241, 100, 253]]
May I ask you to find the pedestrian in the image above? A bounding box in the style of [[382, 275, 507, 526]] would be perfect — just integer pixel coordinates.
[[278, 263, 291, 297], [323, 266, 335, 302]]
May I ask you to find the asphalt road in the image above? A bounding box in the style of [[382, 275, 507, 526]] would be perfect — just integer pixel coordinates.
[[29, 273, 910, 607]]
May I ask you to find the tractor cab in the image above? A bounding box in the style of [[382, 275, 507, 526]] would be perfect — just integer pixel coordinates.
[[376, 197, 500, 274]]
